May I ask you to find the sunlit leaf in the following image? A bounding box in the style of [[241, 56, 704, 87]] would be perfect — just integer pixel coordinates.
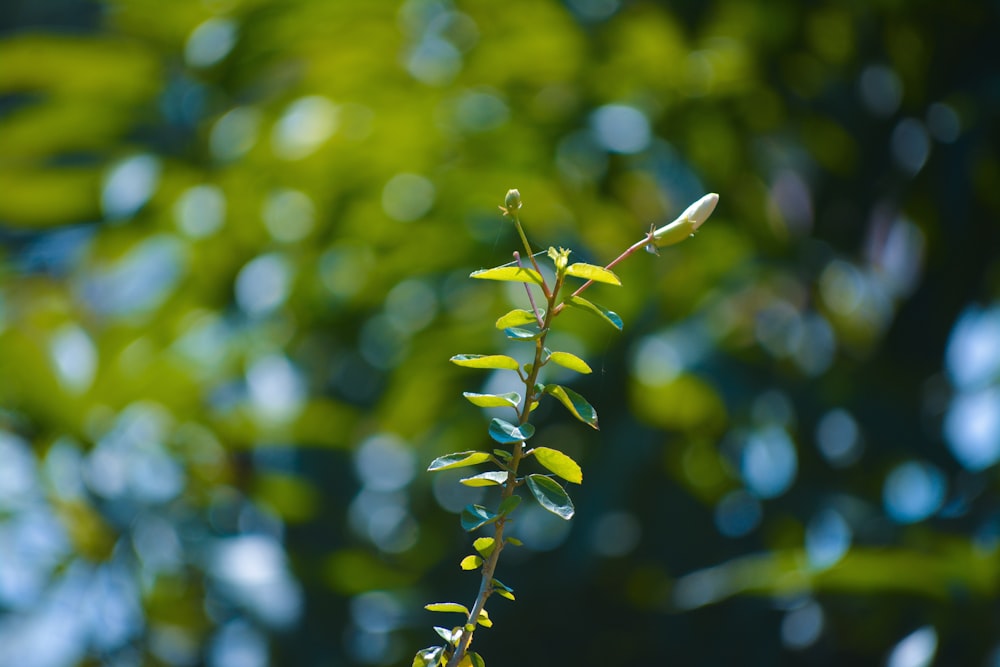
[[461, 504, 500, 531], [413, 645, 444, 667], [495, 309, 539, 329], [531, 446, 583, 484], [457, 652, 486, 667], [425, 602, 470, 615], [547, 351, 592, 374], [470, 265, 543, 285], [463, 392, 520, 408], [506, 537, 523, 547], [460, 471, 509, 487], [428, 451, 492, 472], [450, 354, 520, 370], [564, 296, 623, 331], [433, 626, 456, 643], [476, 609, 493, 628], [460, 555, 483, 570], [526, 474, 575, 520], [492, 578, 515, 601], [565, 262, 621, 286], [543, 385, 599, 429], [504, 325, 545, 340], [488, 418, 535, 444], [473, 537, 496, 558]]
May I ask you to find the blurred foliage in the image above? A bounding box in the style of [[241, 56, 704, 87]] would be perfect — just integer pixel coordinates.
[[0, 0, 998, 666]]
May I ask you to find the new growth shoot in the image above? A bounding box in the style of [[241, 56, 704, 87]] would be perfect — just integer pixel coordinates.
[[414, 189, 718, 667]]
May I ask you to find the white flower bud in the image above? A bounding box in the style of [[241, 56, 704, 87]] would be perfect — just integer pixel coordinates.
[[649, 193, 719, 249]]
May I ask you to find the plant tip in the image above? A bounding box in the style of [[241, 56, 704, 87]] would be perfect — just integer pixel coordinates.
[[648, 192, 720, 249], [505, 188, 521, 211]]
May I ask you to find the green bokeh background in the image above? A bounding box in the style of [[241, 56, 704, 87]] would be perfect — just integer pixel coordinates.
[[1, 0, 999, 665]]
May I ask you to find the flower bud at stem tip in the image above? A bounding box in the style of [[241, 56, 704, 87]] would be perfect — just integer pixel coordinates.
[[504, 189, 521, 211], [649, 193, 719, 248]]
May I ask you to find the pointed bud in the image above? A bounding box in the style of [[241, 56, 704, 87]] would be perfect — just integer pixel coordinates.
[[648, 193, 719, 249]]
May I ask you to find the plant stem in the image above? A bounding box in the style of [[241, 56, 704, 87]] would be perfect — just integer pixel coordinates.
[[512, 213, 550, 299], [446, 265, 563, 667], [551, 233, 652, 317]]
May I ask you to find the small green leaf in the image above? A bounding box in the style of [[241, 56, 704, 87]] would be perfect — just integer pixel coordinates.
[[433, 626, 456, 643], [504, 325, 545, 340], [488, 418, 535, 444], [564, 296, 624, 331], [473, 537, 496, 558], [547, 351, 592, 374], [428, 451, 492, 472], [467, 652, 486, 667], [460, 471, 509, 487], [565, 262, 621, 286], [495, 309, 539, 329], [544, 385, 599, 429], [492, 578, 515, 601], [506, 537, 523, 546], [476, 609, 493, 628], [450, 354, 520, 370], [531, 446, 583, 484], [413, 646, 444, 667], [470, 265, 543, 285], [498, 495, 521, 516], [463, 392, 521, 408], [461, 504, 500, 531], [493, 449, 512, 462], [460, 555, 483, 570], [526, 474, 575, 520], [425, 602, 471, 615]]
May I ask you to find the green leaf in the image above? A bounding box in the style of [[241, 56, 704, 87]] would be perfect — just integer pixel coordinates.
[[495, 309, 539, 329], [492, 578, 515, 601], [564, 296, 623, 331], [504, 325, 545, 340], [526, 474, 575, 520], [428, 451, 492, 472], [467, 652, 486, 667], [461, 504, 500, 531], [493, 449, 512, 462], [547, 351, 592, 374], [565, 262, 621, 286], [544, 385, 599, 429], [433, 626, 456, 643], [473, 537, 496, 558], [450, 354, 520, 370], [425, 602, 470, 615], [413, 646, 444, 667], [470, 265, 543, 285], [460, 471, 509, 487], [488, 418, 535, 444], [498, 495, 521, 516], [460, 555, 483, 570], [463, 392, 521, 408], [531, 446, 583, 484], [506, 537, 523, 546], [476, 609, 493, 628]]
